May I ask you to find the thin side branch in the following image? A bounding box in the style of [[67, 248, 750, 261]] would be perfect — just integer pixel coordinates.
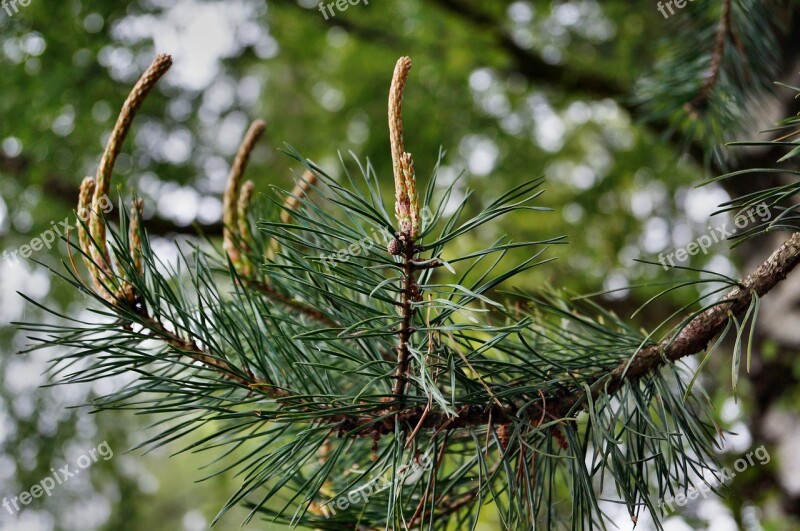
[[248, 279, 338, 328], [139, 314, 255, 388], [688, 0, 732, 112]]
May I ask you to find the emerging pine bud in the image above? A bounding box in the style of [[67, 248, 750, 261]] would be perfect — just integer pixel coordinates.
[[401, 151, 419, 238], [224, 119, 266, 266], [387, 238, 402, 255], [77, 177, 97, 273], [91, 54, 172, 272], [76, 176, 116, 304], [236, 180, 256, 275], [497, 423, 511, 450], [281, 170, 317, 224], [129, 197, 145, 278], [388, 56, 420, 239]]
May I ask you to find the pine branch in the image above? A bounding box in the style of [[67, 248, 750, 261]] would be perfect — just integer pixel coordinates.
[[321, 231, 800, 435], [388, 56, 421, 406], [24, 51, 800, 529], [687, 0, 732, 112], [568, 230, 800, 411], [137, 312, 257, 389], [246, 229, 798, 442], [67, 55, 289, 397]]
